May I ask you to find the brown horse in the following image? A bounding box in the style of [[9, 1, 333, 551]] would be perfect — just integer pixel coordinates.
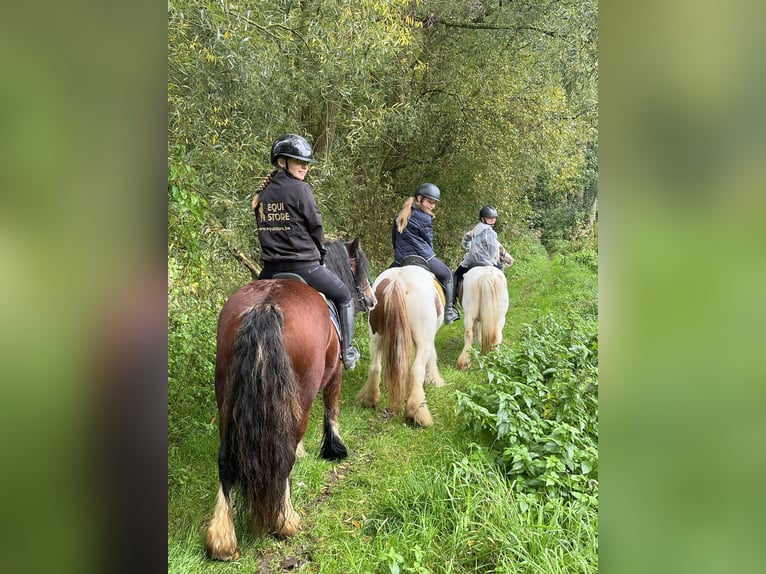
[[205, 239, 374, 561]]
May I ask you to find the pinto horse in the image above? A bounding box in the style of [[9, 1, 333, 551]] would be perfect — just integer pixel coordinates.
[[205, 239, 374, 561], [356, 264, 446, 427], [455, 265, 509, 370]]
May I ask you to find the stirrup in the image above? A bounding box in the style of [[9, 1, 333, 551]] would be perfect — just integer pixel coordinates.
[[444, 307, 460, 325]]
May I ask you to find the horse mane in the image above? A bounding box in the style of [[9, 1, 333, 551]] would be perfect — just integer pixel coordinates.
[[325, 241, 354, 290], [325, 238, 371, 312]]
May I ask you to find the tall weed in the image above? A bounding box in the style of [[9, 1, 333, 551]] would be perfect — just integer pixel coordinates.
[[455, 314, 598, 507], [352, 448, 597, 573]]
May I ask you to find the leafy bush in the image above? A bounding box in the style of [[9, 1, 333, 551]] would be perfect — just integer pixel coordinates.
[[168, 159, 232, 441], [455, 314, 598, 507], [168, 260, 221, 440]]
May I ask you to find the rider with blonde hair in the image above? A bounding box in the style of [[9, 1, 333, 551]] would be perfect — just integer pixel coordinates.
[[391, 182, 460, 324]]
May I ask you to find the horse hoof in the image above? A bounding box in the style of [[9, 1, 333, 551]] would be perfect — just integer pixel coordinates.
[[355, 395, 378, 409], [406, 408, 433, 428], [206, 542, 239, 562], [276, 512, 302, 537]]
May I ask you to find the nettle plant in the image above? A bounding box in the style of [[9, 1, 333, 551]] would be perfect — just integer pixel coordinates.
[[455, 314, 598, 507]]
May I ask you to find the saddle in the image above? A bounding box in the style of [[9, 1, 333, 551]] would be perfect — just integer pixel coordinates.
[[398, 254, 430, 271], [393, 257, 445, 307], [272, 273, 341, 339]]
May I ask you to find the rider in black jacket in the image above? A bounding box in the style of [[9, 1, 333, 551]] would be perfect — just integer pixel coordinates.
[[252, 134, 360, 370]]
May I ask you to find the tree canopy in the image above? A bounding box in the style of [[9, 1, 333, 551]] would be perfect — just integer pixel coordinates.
[[168, 0, 598, 275]]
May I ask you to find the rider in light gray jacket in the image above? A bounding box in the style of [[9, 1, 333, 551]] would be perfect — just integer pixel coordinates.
[[452, 206, 514, 308]]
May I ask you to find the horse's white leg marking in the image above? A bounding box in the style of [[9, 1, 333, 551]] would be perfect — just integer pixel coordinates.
[[276, 478, 301, 537], [426, 340, 445, 386], [406, 347, 433, 427], [205, 485, 239, 561], [456, 311, 476, 370], [296, 439, 308, 458]]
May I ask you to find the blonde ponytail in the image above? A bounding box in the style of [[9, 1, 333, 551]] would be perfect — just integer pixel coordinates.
[[251, 169, 277, 211], [396, 197, 415, 233]]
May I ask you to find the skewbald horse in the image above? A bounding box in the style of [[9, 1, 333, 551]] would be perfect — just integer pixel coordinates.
[[455, 265, 509, 370], [205, 239, 374, 561], [356, 265, 445, 427]]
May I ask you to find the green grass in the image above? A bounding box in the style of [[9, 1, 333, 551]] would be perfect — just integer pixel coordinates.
[[168, 235, 598, 573]]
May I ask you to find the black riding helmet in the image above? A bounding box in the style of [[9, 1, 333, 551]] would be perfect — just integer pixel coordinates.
[[270, 134, 316, 166], [479, 205, 498, 221], [416, 182, 441, 202]]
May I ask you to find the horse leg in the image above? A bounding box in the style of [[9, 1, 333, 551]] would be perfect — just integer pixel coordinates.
[[457, 282, 482, 370], [295, 440, 308, 459], [456, 316, 476, 371], [273, 478, 301, 537], [426, 340, 445, 387], [357, 332, 382, 408], [405, 348, 433, 427], [205, 445, 239, 561], [320, 369, 348, 460]]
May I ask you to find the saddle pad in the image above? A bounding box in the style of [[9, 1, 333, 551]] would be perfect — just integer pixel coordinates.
[[328, 303, 341, 341], [433, 279, 445, 306]]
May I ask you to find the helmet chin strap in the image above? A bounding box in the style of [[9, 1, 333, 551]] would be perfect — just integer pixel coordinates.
[[278, 157, 293, 176]]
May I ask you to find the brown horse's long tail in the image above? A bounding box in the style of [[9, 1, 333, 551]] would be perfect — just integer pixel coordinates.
[[381, 280, 413, 411], [223, 303, 300, 534]]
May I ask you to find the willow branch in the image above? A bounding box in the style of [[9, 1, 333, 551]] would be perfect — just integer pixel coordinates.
[[435, 20, 559, 37]]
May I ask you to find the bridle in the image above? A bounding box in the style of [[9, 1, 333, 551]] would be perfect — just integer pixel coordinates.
[[348, 255, 375, 310]]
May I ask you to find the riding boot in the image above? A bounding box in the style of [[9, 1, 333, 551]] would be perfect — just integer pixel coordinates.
[[452, 272, 462, 308], [443, 280, 460, 325], [338, 301, 361, 370]]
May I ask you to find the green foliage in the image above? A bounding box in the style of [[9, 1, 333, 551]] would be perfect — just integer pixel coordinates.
[[455, 314, 598, 506], [526, 139, 598, 252], [167, 261, 220, 440], [168, 0, 598, 269], [169, 159, 205, 253], [168, 153, 234, 443]]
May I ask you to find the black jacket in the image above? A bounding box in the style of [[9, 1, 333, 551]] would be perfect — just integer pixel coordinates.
[[255, 171, 326, 268]]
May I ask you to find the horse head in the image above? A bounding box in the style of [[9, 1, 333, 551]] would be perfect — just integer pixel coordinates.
[[324, 238, 377, 312], [346, 237, 376, 311]]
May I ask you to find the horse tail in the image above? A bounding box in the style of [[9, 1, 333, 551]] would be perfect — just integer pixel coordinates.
[[222, 303, 300, 534], [381, 280, 412, 411], [479, 274, 502, 354]]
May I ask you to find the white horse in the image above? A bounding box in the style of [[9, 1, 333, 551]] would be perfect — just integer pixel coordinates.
[[356, 265, 445, 427], [456, 266, 509, 370]]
